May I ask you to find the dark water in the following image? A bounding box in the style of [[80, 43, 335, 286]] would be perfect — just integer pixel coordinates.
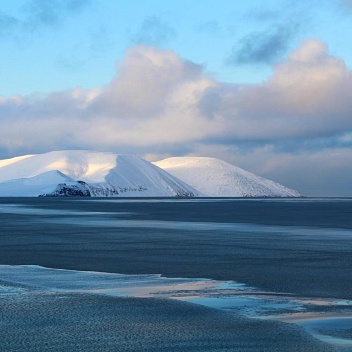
[[1, 197, 352, 351]]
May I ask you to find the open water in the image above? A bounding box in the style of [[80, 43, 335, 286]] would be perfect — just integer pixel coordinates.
[[0, 197, 352, 351]]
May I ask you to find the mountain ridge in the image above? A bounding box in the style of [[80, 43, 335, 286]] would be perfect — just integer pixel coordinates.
[[0, 151, 199, 197], [153, 156, 301, 197], [0, 151, 301, 197]]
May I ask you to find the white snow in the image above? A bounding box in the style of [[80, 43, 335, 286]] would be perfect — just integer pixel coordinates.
[[0, 170, 77, 197], [0, 151, 301, 197], [0, 150, 117, 183], [0, 154, 33, 169], [0, 151, 199, 197], [154, 157, 301, 197]]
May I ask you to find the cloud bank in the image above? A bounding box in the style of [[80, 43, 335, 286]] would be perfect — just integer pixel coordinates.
[[1, 39, 352, 195]]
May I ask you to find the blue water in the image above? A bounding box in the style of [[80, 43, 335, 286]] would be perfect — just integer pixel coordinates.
[[1, 197, 352, 350]]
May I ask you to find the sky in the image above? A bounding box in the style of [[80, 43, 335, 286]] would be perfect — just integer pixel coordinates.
[[0, 0, 352, 196]]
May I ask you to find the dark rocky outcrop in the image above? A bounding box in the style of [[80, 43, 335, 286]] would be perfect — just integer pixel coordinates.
[[39, 182, 91, 197]]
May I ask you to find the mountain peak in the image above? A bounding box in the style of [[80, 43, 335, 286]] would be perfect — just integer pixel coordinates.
[[0, 151, 301, 197], [154, 157, 301, 197], [0, 151, 199, 197]]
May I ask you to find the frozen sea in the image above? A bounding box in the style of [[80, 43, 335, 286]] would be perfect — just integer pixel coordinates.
[[0, 197, 352, 351]]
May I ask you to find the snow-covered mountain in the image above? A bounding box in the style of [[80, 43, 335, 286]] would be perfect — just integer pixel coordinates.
[[154, 157, 301, 197], [0, 151, 301, 197], [0, 151, 198, 197], [0, 170, 89, 197]]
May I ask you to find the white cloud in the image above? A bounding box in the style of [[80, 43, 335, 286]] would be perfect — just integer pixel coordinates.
[[203, 39, 352, 140], [1, 40, 352, 195], [3, 40, 352, 149]]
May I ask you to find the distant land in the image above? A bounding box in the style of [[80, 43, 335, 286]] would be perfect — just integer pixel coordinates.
[[0, 150, 301, 197]]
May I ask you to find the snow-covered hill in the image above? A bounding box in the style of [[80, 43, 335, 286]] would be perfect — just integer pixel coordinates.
[[0, 151, 198, 197], [154, 157, 301, 197], [0, 170, 89, 197], [0, 151, 301, 197]]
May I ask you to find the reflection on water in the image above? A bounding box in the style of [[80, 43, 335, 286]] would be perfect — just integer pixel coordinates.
[[1, 264, 351, 349], [0, 284, 27, 296], [0, 204, 121, 216], [1, 203, 351, 239], [300, 317, 352, 348], [1, 198, 352, 350]]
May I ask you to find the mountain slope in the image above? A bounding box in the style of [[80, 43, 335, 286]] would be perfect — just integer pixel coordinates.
[[0, 151, 198, 197], [154, 157, 301, 197], [0, 150, 117, 183], [87, 154, 199, 197], [0, 170, 88, 197]]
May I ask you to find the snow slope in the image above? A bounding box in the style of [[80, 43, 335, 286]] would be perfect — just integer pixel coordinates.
[[0, 150, 117, 183], [154, 157, 301, 197], [0, 170, 82, 197], [0, 151, 301, 197], [86, 154, 199, 197], [0, 151, 198, 197]]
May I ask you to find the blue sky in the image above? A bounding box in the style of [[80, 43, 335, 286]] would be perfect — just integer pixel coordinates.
[[2, 0, 351, 95], [1, 0, 352, 196]]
